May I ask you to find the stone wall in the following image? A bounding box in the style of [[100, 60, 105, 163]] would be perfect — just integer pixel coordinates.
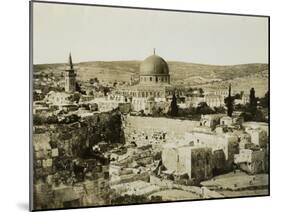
[[32, 111, 123, 209], [149, 176, 223, 199]]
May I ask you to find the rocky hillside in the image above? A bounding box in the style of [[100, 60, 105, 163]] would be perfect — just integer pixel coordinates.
[[44, 111, 125, 159], [34, 61, 268, 96]]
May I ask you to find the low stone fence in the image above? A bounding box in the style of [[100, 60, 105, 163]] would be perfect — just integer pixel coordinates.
[[111, 172, 150, 186], [150, 176, 223, 199]]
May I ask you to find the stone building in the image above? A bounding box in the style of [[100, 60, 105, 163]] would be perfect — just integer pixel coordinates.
[[43, 54, 78, 108], [89, 96, 130, 113], [185, 96, 205, 108], [162, 143, 213, 181], [245, 128, 268, 148], [204, 94, 225, 107], [114, 51, 189, 112], [132, 51, 174, 98], [185, 130, 239, 171], [234, 149, 266, 174], [243, 122, 269, 136], [45, 91, 73, 107], [131, 97, 169, 115], [204, 87, 250, 107], [220, 116, 244, 128], [116, 52, 174, 98], [199, 114, 225, 130]]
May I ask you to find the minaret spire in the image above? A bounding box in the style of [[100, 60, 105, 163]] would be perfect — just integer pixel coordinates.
[[69, 52, 73, 70], [153, 48, 156, 55]]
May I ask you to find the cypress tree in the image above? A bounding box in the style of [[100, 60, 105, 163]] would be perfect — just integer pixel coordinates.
[[249, 87, 257, 116], [171, 93, 178, 117], [224, 84, 234, 117]]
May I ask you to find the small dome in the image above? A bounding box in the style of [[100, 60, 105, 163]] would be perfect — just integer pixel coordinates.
[[140, 55, 169, 76]]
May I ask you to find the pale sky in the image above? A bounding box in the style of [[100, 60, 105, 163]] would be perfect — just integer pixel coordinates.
[[33, 2, 268, 65]]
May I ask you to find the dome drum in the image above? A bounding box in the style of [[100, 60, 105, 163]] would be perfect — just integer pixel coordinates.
[[140, 75, 170, 84]]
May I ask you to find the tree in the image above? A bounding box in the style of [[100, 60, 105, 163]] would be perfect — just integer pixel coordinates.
[[89, 78, 95, 85], [75, 82, 86, 94], [240, 87, 267, 122], [214, 106, 226, 114], [259, 91, 269, 108], [68, 93, 81, 103], [170, 93, 178, 117], [46, 115, 58, 124], [89, 77, 99, 85], [102, 86, 110, 96], [75, 82, 81, 92], [249, 87, 257, 116], [88, 90, 94, 96], [224, 84, 234, 117], [187, 87, 194, 92], [234, 93, 242, 99], [33, 114, 45, 125], [234, 103, 247, 111], [42, 86, 51, 95], [199, 88, 204, 96], [196, 102, 214, 115], [94, 77, 99, 83]]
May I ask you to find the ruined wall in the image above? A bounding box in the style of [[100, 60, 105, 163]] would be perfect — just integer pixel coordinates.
[[33, 110, 124, 209], [49, 111, 125, 158], [150, 176, 223, 199]]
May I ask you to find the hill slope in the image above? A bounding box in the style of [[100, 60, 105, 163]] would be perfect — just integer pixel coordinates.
[[34, 61, 268, 96]]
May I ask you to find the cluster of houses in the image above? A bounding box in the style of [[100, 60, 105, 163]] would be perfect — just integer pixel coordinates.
[[161, 114, 268, 182], [32, 54, 268, 208], [33, 53, 253, 121]]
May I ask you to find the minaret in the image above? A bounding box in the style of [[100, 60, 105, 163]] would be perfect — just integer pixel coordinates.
[[65, 53, 76, 93], [69, 52, 73, 70]]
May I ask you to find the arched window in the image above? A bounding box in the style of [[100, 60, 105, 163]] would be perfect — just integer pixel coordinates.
[[156, 77, 158, 82], [150, 77, 152, 81]]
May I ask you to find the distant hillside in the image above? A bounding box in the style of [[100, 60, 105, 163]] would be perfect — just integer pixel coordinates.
[[33, 61, 268, 97]]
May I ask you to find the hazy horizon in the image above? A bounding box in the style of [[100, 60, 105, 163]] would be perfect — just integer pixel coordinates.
[[33, 59, 268, 66], [33, 2, 269, 65]]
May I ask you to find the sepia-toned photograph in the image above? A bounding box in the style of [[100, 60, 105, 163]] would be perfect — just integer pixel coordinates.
[[30, 1, 269, 211]]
